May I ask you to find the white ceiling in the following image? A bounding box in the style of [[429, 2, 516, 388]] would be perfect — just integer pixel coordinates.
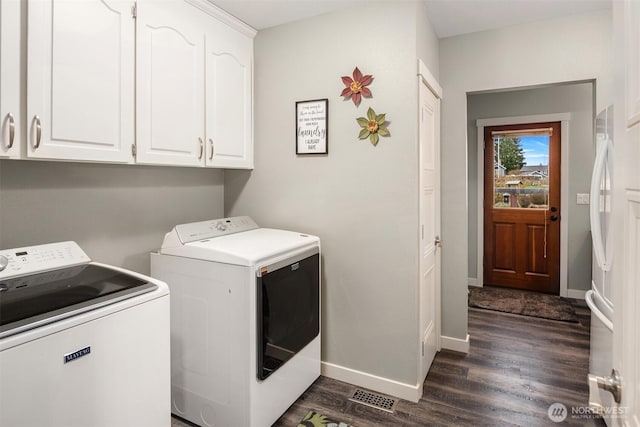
[[424, 0, 611, 38], [208, 0, 611, 38], [208, 0, 370, 31]]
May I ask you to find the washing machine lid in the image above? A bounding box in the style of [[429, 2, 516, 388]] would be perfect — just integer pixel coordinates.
[[160, 227, 319, 266], [0, 263, 157, 338]]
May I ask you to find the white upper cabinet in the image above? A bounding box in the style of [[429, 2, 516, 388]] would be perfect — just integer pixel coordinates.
[[136, 0, 206, 167], [27, 0, 135, 163], [0, 0, 22, 158], [136, 0, 254, 168], [204, 14, 254, 169], [8, 0, 252, 168]]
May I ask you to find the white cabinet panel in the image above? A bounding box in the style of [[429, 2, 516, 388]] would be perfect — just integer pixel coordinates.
[[205, 25, 253, 169], [626, 0, 640, 127], [136, 0, 205, 167], [27, 0, 134, 163], [0, 0, 22, 158]]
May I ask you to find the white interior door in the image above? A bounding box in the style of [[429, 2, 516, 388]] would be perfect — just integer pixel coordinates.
[[418, 65, 441, 386], [27, 0, 134, 163], [618, 189, 640, 426], [610, 1, 640, 425]]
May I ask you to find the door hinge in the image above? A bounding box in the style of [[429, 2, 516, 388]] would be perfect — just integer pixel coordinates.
[[421, 224, 424, 240], [131, 144, 137, 157], [421, 341, 424, 356], [131, 3, 137, 19]]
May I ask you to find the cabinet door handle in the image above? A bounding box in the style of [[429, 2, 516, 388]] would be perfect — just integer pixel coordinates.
[[198, 137, 204, 160], [34, 115, 42, 149], [6, 113, 15, 149], [209, 138, 214, 160]]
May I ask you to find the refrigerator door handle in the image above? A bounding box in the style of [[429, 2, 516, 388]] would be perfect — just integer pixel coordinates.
[[585, 290, 613, 332], [590, 138, 613, 272]]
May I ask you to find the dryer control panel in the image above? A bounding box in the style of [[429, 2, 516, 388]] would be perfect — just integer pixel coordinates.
[[0, 241, 90, 279], [174, 216, 259, 244]]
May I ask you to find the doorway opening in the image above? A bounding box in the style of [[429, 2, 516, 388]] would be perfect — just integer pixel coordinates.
[[483, 122, 561, 294], [468, 81, 595, 300]]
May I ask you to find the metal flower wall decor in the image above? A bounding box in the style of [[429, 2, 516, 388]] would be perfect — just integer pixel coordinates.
[[356, 107, 390, 146], [339, 66, 390, 147], [340, 67, 373, 106]]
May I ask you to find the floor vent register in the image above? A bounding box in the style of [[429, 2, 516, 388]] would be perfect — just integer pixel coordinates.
[[348, 389, 399, 413]]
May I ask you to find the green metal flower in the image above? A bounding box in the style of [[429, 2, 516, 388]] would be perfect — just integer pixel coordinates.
[[356, 107, 390, 146]]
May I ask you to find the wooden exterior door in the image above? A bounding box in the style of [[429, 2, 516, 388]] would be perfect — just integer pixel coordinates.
[[483, 122, 561, 293]]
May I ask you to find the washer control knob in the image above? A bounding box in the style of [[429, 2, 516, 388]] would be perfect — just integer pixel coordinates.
[[0, 255, 8, 272], [216, 222, 227, 231]]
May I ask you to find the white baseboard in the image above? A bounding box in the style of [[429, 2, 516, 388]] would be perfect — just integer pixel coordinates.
[[468, 278, 481, 287], [567, 289, 587, 300], [441, 334, 470, 354], [321, 361, 422, 403]]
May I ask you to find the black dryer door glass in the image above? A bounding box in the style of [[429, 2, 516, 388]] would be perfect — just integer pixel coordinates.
[[257, 253, 319, 380]]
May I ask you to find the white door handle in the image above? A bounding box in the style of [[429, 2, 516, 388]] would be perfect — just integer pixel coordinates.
[[590, 138, 613, 271], [589, 369, 622, 405], [585, 290, 613, 332]]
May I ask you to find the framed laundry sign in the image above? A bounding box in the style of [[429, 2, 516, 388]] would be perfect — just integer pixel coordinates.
[[296, 99, 328, 155]]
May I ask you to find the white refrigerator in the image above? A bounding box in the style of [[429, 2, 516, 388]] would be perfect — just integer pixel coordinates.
[[587, 105, 616, 424]]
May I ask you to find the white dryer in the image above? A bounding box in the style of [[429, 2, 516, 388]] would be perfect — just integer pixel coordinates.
[[151, 216, 320, 427]]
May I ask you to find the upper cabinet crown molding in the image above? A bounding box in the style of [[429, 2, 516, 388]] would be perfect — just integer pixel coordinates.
[[185, 0, 257, 38]]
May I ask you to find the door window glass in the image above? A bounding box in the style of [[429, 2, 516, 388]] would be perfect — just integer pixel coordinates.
[[493, 130, 551, 209]]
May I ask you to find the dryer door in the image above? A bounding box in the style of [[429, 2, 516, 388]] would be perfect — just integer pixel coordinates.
[[257, 250, 319, 380]]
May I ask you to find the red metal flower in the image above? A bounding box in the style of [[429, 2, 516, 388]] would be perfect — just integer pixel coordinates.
[[340, 67, 373, 106]]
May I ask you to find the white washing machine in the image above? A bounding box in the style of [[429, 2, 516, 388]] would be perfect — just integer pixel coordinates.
[[150, 216, 321, 427], [0, 241, 170, 427]]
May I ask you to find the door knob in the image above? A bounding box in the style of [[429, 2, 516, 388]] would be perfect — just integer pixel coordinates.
[[591, 369, 622, 404], [550, 215, 558, 221]]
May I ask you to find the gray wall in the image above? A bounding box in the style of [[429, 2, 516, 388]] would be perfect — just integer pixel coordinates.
[[439, 9, 612, 341], [417, 1, 439, 81], [0, 160, 224, 274], [225, 1, 439, 387], [467, 83, 595, 292]]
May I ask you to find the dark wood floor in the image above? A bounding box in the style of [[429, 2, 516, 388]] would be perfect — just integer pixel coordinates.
[[174, 301, 605, 426], [271, 303, 604, 427]]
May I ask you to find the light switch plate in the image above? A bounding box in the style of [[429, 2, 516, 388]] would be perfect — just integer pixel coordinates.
[[576, 193, 590, 205]]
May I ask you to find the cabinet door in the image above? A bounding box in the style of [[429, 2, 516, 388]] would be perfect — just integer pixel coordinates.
[[0, 0, 21, 158], [27, 0, 134, 163], [626, 0, 640, 127], [136, 0, 205, 167], [205, 22, 253, 169]]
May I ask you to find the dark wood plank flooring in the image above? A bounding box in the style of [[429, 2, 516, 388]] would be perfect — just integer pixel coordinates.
[[174, 300, 605, 427]]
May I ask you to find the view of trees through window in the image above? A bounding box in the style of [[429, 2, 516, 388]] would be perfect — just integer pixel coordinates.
[[494, 136, 525, 172], [493, 133, 550, 209]]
